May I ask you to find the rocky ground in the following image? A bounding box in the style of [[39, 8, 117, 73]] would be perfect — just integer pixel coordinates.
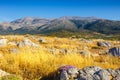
[[58, 65, 120, 80], [0, 35, 119, 80]]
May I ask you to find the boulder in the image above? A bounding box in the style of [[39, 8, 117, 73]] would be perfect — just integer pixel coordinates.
[[115, 68, 120, 75], [107, 69, 117, 77], [82, 66, 102, 75], [97, 42, 111, 47], [107, 68, 120, 80], [39, 37, 46, 43], [0, 38, 7, 46], [112, 74, 120, 80], [58, 66, 120, 80], [17, 39, 38, 47], [94, 69, 110, 80], [78, 66, 110, 80], [59, 65, 79, 80], [109, 47, 120, 56], [0, 69, 10, 77], [60, 71, 68, 80]]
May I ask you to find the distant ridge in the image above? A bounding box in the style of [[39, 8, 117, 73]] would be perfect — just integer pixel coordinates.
[[0, 16, 120, 36]]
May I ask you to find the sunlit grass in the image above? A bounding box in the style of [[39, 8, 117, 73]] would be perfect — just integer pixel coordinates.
[[0, 35, 119, 79]]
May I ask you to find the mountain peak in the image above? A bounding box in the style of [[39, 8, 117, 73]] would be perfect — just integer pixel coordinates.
[[11, 17, 49, 25], [0, 16, 119, 35], [59, 16, 100, 21], [23, 17, 34, 20]]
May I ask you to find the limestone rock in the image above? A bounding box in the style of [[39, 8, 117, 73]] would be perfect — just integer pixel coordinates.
[[109, 47, 120, 56], [59, 65, 79, 80], [39, 37, 46, 43], [79, 66, 110, 80], [0, 38, 7, 46], [17, 39, 38, 47], [0, 69, 10, 77], [58, 66, 120, 80], [97, 42, 111, 47]]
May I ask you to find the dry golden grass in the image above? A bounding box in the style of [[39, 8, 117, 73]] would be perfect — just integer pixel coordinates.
[[0, 35, 119, 80]]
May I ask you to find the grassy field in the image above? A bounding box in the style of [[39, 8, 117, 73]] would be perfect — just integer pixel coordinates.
[[0, 35, 119, 80]]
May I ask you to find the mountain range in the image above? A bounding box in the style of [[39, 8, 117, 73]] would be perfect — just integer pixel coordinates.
[[0, 16, 120, 37]]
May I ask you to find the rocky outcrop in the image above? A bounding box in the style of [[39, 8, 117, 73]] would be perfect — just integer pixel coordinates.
[[109, 47, 120, 56], [107, 68, 120, 80], [58, 65, 79, 80], [78, 66, 110, 80], [58, 66, 120, 80]]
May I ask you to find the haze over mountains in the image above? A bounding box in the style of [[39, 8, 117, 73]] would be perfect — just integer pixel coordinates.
[[0, 16, 120, 35]]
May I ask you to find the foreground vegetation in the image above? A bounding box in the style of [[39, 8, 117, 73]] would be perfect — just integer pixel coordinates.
[[0, 35, 119, 80]]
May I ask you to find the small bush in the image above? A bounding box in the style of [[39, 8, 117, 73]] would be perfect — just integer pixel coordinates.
[[0, 75, 22, 80]]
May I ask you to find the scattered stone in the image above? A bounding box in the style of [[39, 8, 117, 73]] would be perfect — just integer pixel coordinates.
[[17, 42, 24, 47], [0, 38, 7, 46], [59, 65, 79, 80], [39, 37, 46, 43], [78, 66, 110, 80], [17, 39, 38, 47], [58, 66, 120, 80], [97, 42, 111, 47], [104, 42, 111, 47], [109, 47, 120, 56], [0, 69, 10, 77]]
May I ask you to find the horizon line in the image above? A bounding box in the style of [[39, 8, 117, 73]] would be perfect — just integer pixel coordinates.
[[0, 16, 120, 22]]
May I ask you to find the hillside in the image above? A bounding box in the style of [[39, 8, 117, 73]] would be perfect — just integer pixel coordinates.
[[0, 16, 120, 37], [0, 35, 119, 80], [0, 17, 120, 80]]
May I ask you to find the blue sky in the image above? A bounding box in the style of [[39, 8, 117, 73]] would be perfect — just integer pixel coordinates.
[[0, 0, 120, 22]]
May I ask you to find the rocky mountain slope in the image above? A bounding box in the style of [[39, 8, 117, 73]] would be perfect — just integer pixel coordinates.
[[0, 16, 120, 35]]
